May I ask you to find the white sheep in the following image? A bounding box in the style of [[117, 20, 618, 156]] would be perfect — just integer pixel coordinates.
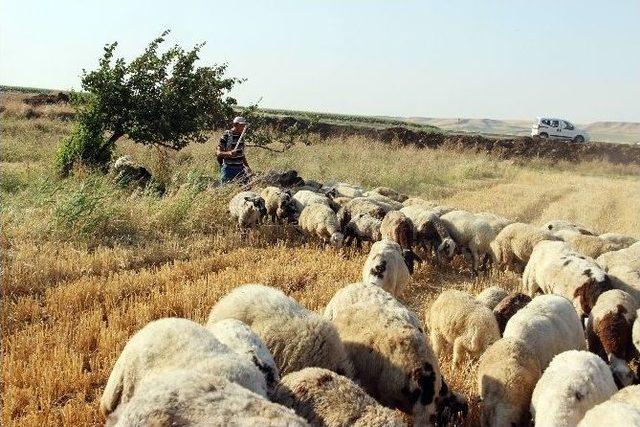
[[273, 367, 407, 427], [530, 350, 617, 427], [298, 203, 344, 248], [428, 289, 501, 368], [343, 213, 383, 247], [337, 197, 392, 228], [503, 294, 586, 370], [261, 186, 296, 223], [366, 186, 408, 202], [523, 240, 611, 317], [324, 282, 468, 426], [400, 206, 456, 259], [586, 289, 639, 387], [361, 239, 419, 297], [597, 243, 640, 301], [292, 189, 332, 213], [596, 241, 640, 272], [206, 318, 280, 394], [324, 182, 365, 198], [440, 210, 496, 273], [490, 222, 562, 272], [542, 219, 596, 236], [578, 400, 640, 427], [229, 191, 267, 228], [207, 284, 353, 377], [477, 337, 542, 427], [108, 369, 308, 427], [100, 318, 268, 417], [475, 286, 508, 310], [556, 229, 627, 259], [380, 210, 414, 249], [401, 199, 453, 216], [363, 193, 404, 210], [598, 232, 638, 248], [611, 384, 640, 407], [476, 212, 513, 234]]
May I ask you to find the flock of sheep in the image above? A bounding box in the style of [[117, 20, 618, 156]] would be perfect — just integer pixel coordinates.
[[99, 180, 640, 426]]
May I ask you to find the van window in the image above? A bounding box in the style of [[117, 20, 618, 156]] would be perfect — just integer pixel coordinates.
[[563, 121, 575, 130], [551, 120, 559, 127], [541, 119, 551, 126]]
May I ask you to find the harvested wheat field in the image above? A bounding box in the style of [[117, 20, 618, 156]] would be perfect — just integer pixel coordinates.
[[2, 108, 640, 426]]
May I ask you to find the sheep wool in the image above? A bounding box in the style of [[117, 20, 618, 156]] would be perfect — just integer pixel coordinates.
[[440, 210, 496, 272], [477, 337, 541, 427], [293, 190, 332, 213], [261, 186, 296, 223], [531, 350, 617, 427], [206, 318, 280, 394], [523, 240, 611, 317], [400, 206, 455, 258], [596, 241, 640, 272], [587, 289, 639, 387], [598, 232, 638, 249], [367, 186, 408, 202], [475, 286, 508, 310], [542, 219, 596, 236], [476, 212, 513, 234], [361, 239, 412, 297], [108, 369, 308, 427], [207, 284, 353, 377], [229, 191, 267, 228], [493, 292, 532, 334], [503, 294, 585, 370], [298, 203, 344, 247], [273, 367, 407, 427], [428, 289, 501, 368], [100, 318, 268, 417], [578, 400, 640, 427], [324, 282, 467, 426], [343, 213, 383, 246], [490, 222, 561, 272], [606, 264, 640, 302], [380, 210, 414, 249], [556, 229, 627, 259]]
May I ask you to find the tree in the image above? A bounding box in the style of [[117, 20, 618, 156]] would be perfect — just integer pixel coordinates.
[[57, 30, 240, 175]]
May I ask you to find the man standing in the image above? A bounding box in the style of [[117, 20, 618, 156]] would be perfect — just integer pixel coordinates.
[[217, 116, 252, 184]]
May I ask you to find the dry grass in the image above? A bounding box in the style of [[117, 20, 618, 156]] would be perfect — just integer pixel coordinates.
[[2, 107, 639, 426]]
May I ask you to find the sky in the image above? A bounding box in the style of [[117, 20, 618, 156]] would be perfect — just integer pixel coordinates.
[[1, 1, 639, 123]]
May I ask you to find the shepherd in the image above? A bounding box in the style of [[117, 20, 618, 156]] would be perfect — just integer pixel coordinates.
[[217, 116, 253, 184]]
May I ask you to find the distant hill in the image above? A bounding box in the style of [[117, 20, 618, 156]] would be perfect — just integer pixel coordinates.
[[396, 117, 640, 144]]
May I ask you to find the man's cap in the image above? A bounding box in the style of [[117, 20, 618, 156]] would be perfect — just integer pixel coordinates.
[[233, 116, 247, 124]]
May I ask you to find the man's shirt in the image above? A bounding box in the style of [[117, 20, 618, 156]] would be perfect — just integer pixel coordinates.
[[219, 130, 245, 166]]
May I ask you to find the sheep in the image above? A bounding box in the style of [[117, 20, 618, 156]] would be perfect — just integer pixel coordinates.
[[324, 282, 468, 426], [273, 367, 407, 427], [476, 286, 508, 310], [100, 318, 268, 417], [108, 369, 308, 427], [343, 213, 383, 247], [298, 203, 344, 248], [476, 212, 514, 234], [542, 219, 596, 236], [206, 318, 280, 394], [363, 193, 404, 210], [556, 229, 627, 259], [523, 240, 611, 318], [229, 191, 267, 228], [598, 232, 638, 248], [586, 289, 639, 387], [366, 186, 408, 203], [361, 239, 420, 297], [502, 294, 586, 370], [293, 189, 333, 213], [337, 197, 388, 231], [596, 241, 640, 272], [261, 186, 296, 223], [401, 198, 454, 216], [380, 210, 413, 249], [440, 210, 496, 273], [207, 284, 353, 377], [611, 384, 640, 407], [578, 400, 640, 427], [493, 292, 532, 334], [400, 206, 456, 259], [324, 182, 365, 198], [428, 289, 501, 368], [530, 350, 617, 427], [490, 222, 562, 272], [331, 196, 354, 208], [477, 337, 542, 427]]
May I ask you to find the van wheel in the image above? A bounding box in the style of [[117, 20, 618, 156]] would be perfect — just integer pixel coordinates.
[[574, 135, 585, 143], [539, 132, 548, 138]]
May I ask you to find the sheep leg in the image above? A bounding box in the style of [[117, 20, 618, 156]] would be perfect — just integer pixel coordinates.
[[430, 331, 447, 359], [452, 337, 468, 368]]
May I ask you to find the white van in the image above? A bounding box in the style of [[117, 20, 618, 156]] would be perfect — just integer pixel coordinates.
[[531, 117, 588, 143]]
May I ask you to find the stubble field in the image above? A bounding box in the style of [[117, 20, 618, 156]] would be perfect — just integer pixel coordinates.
[[2, 97, 639, 426]]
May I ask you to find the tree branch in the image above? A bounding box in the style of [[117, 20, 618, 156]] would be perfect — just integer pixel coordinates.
[[244, 143, 286, 153]]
